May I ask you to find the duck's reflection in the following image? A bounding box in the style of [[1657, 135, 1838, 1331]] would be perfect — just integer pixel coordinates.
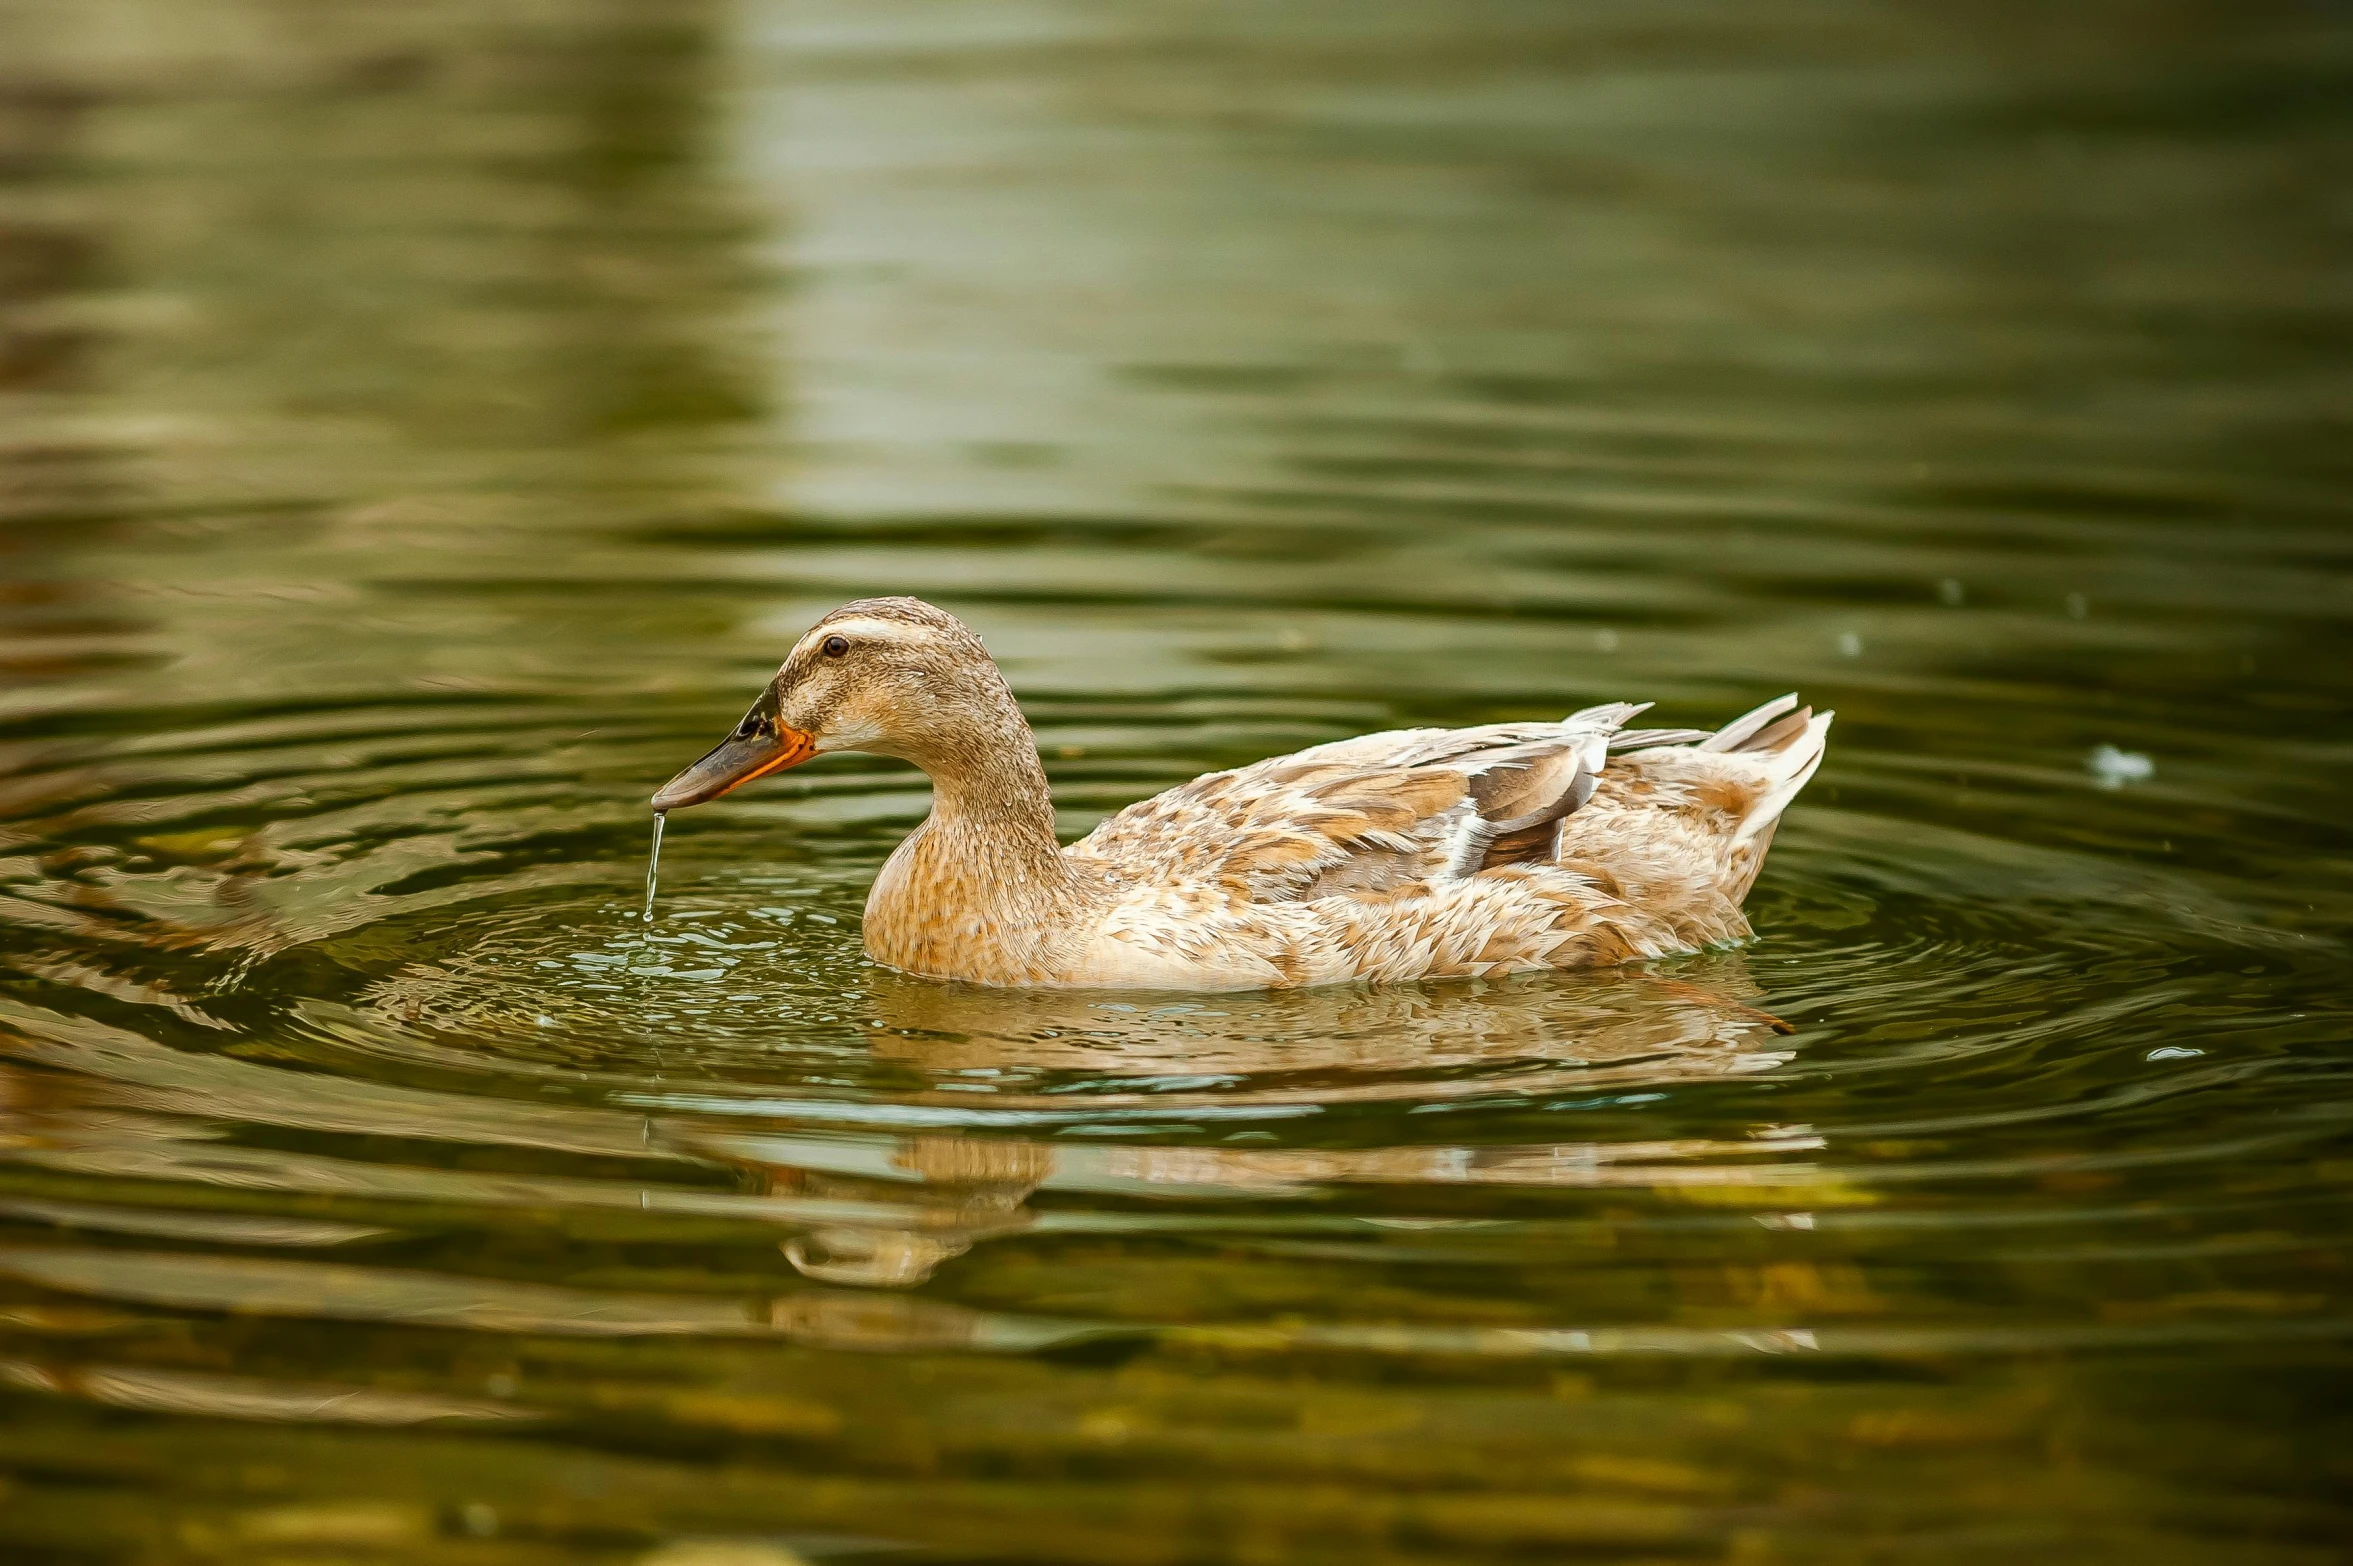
[[678, 959, 1802, 1286], [863, 957, 1790, 1093], [2, 955, 1810, 1296], [773, 1136, 1054, 1289]]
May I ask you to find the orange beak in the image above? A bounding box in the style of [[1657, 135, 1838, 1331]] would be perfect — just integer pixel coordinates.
[[651, 720, 817, 810]]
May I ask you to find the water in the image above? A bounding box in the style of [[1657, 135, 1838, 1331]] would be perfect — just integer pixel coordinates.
[[644, 812, 667, 924], [0, 0, 2349, 1561]]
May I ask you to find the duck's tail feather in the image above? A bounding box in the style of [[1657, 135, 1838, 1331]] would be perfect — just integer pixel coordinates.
[[1711, 697, 1833, 900], [1711, 696, 1831, 839], [1701, 692, 1800, 753]]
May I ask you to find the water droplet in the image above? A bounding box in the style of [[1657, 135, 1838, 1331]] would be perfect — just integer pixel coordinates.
[[1836, 631, 1863, 657]]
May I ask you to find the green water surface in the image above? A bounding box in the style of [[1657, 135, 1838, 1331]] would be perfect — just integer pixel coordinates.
[[0, 1, 2348, 1562]]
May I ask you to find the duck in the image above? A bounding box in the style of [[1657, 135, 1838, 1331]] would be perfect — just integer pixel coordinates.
[[651, 596, 1830, 991]]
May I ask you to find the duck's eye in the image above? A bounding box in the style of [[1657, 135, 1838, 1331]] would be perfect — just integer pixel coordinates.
[[821, 635, 849, 658]]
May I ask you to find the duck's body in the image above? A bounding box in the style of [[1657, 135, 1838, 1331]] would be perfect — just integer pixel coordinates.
[[655, 598, 1830, 992]]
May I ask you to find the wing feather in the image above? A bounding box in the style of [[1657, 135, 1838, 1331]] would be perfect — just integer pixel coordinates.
[[1072, 704, 1640, 903]]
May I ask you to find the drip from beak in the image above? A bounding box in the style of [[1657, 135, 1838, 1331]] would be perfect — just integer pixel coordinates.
[[651, 722, 817, 810]]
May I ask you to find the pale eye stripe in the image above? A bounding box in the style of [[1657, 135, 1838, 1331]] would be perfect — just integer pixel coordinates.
[[797, 617, 930, 652]]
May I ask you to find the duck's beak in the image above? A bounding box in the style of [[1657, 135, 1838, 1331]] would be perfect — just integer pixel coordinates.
[[651, 722, 817, 811]]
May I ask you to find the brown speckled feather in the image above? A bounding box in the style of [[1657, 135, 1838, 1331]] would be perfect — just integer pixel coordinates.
[[1047, 696, 1829, 989]]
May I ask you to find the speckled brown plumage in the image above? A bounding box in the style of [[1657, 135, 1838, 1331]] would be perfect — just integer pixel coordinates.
[[655, 597, 1831, 991]]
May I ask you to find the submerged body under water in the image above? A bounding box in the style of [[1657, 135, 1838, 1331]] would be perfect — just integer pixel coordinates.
[[0, 1, 2348, 1562]]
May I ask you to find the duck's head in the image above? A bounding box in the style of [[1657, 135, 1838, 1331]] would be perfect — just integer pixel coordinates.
[[651, 597, 1013, 811]]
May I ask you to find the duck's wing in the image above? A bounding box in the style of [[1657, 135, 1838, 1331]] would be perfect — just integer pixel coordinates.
[[1069, 704, 1644, 904]]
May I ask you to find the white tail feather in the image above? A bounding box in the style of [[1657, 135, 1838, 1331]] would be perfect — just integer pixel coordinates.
[[1702, 693, 1800, 752], [1732, 709, 1833, 847]]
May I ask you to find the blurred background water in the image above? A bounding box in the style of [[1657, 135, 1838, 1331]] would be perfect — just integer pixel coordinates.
[[0, 1, 2349, 1562]]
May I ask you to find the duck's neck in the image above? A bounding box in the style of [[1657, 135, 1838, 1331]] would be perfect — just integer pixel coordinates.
[[862, 707, 1088, 983], [921, 734, 1068, 886]]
